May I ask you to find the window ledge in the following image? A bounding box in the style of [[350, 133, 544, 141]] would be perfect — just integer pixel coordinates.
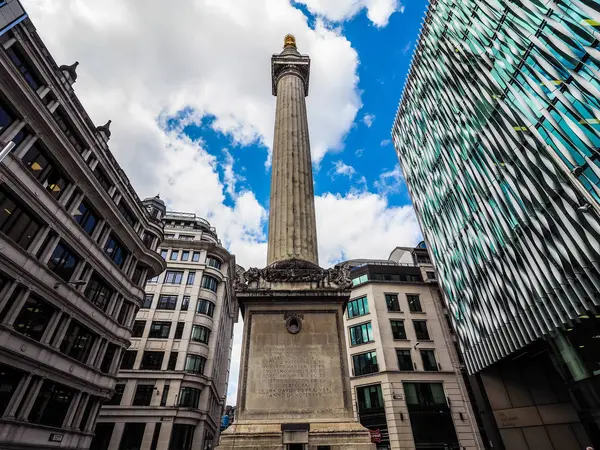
[[347, 313, 370, 320], [350, 340, 376, 348]]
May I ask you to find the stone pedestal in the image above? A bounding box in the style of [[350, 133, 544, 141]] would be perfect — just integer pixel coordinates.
[[217, 261, 374, 450]]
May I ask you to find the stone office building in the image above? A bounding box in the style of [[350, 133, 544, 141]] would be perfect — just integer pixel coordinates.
[[0, 12, 166, 450], [343, 244, 484, 450], [95, 212, 238, 450]]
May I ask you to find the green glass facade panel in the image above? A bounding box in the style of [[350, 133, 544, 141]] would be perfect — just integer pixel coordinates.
[[392, 0, 600, 372]]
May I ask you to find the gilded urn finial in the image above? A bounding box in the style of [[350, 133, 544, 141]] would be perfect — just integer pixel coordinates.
[[284, 34, 296, 49]]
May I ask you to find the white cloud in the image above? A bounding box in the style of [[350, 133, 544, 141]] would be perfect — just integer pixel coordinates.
[[221, 149, 245, 199], [362, 113, 376, 127], [380, 139, 391, 147], [374, 164, 405, 195], [355, 148, 364, 157], [295, 0, 405, 27], [23, 0, 360, 173], [331, 160, 357, 178], [316, 192, 421, 267], [401, 39, 413, 55]]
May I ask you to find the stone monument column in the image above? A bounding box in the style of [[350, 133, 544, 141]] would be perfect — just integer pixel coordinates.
[[268, 34, 319, 266], [217, 36, 374, 450]]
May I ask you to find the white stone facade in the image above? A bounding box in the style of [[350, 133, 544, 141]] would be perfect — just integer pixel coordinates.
[[0, 15, 166, 450], [97, 213, 238, 450], [343, 247, 484, 450]]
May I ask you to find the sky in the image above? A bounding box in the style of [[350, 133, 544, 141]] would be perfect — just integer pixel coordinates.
[[22, 0, 429, 405]]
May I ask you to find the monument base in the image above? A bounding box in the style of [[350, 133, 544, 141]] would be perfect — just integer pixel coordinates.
[[222, 261, 374, 450], [217, 420, 375, 449]]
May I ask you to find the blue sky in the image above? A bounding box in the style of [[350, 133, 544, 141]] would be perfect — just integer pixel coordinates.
[[24, 0, 429, 404]]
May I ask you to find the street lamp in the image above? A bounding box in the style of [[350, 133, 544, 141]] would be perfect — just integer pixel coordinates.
[[54, 280, 87, 289], [0, 141, 15, 163]]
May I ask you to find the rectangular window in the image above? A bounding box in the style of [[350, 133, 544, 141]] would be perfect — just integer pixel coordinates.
[[390, 320, 407, 340], [73, 200, 99, 236], [169, 424, 195, 450], [206, 256, 221, 269], [421, 350, 438, 371], [117, 301, 133, 326], [179, 235, 194, 241], [413, 320, 430, 340], [93, 165, 112, 193], [132, 384, 155, 406], [191, 325, 210, 344], [100, 343, 117, 374], [178, 387, 201, 408], [0, 97, 17, 133], [48, 241, 80, 281], [407, 294, 422, 312], [132, 320, 146, 338], [351, 274, 368, 286], [0, 187, 42, 250], [170, 250, 179, 261], [149, 321, 171, 338], [181, 295, 190, 311], [352, 351, 378, 376], [397, 349, 413, 371], [52, 107, 85, 154], [106, 384, 125, 405], [120, 350, 137, 370], [386, 294, 401, 312], [164, 270, 184, 284], [196, 299, 215, 317], [160, 249, 168, 260], [174, 322, 185, 339], [119, 423, 146, 450], [104, 234, 129, 269], [160, 385, 170, 407], [185, 354, 206, 375], [192, 252, 200, 262], [6, 45, 42, 90], [167, 352, 178, 370], [84, 275, 114, 311], [201, 275, 218, 292], [142, 232, 154, 250], [22, 143, 69, 200], [147, 275, 159, 283], [13, 295, 56, 341], [426, 271, 436, 280], [347, 296, 369, 318], [117, 200, 137, 228], [140, 351, 164, 370], [157, 295, 178, 310], [131, 263, 144, 286], [356, 384, 384, 414], [0, 363, 23, 416], [186, 271, 196, 285], [28, 380, 75, 428], [164, 234, 175, 239], [181, 250, 190, 261], [349, 322, 374, 346], [403, 382, 447, 410], [150, 423, 162, 450], [60, 321, 97, 363], [141, 294, 153, 309]]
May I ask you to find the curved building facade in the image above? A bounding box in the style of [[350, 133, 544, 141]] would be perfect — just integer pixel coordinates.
[[392, 0, 600, 447], [95, 212, 238, 450], [0, 14, 166, 450]]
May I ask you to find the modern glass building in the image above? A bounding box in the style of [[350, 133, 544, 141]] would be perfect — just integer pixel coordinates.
[[392, 0, 600, 448]]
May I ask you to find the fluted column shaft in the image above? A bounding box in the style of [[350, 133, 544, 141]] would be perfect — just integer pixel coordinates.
[[267, 70, 318, 266]]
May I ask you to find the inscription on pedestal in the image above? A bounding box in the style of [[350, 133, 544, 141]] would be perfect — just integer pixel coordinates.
[[244, 311, 345, 416]]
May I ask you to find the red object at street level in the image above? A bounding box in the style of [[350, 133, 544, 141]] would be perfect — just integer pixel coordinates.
[[369, 429, 382, 443]]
